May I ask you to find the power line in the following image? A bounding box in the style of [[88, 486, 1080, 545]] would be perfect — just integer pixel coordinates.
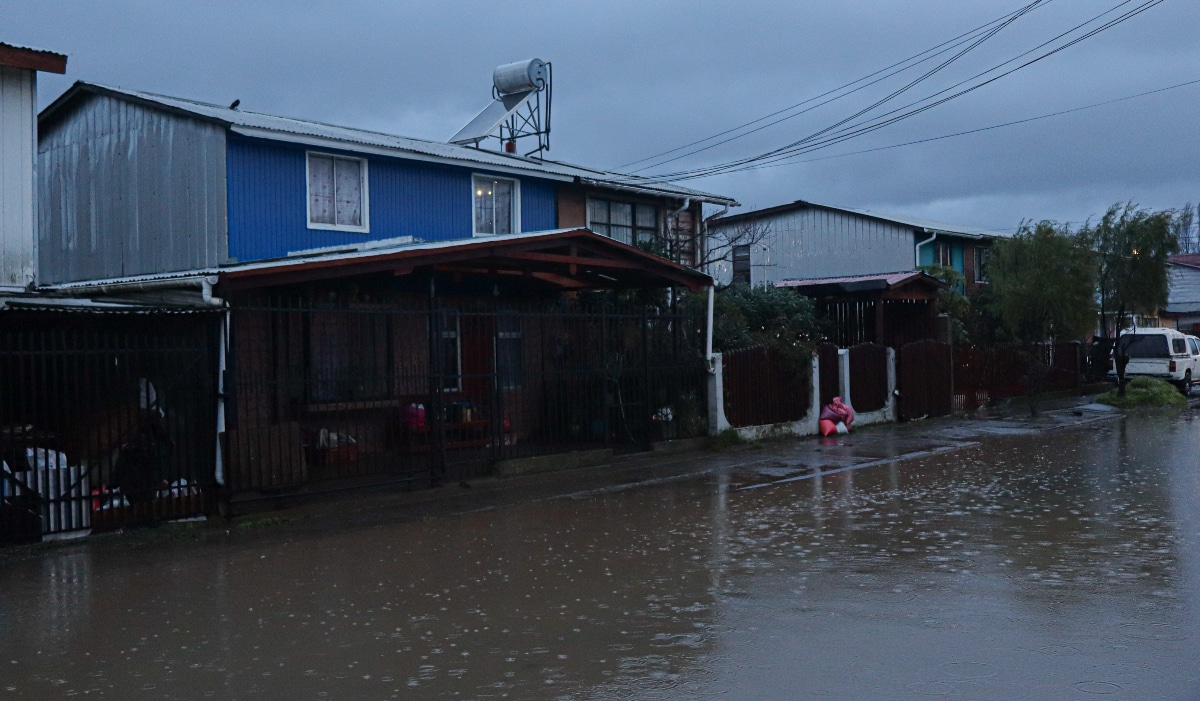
[[742, 77, 1200, 171], [618, 0, 1056, 171], [619, 0, 1164, 184]]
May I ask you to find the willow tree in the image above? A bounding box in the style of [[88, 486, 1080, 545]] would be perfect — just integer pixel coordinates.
[[987, 221, 1096, 413], [1082, 202, 1178, 338]]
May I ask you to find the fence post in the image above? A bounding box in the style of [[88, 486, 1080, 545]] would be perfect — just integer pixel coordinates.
[[707, 353, 731, 434], [808, 353, 821, 432], [886, 346, 897, 422], [837, 348, 851, 405]]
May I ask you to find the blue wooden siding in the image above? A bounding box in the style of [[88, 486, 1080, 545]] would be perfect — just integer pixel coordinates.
[[226, 135, 558, 262]]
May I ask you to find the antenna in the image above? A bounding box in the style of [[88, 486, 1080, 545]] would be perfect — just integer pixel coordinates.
[[449, 58, 552, 158]]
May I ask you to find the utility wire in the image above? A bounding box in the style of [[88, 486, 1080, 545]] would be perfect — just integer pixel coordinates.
[[647, 0, 1158, 181], [618, 0, 1056, 171], [714, 0, 1161, 175], [621, 0, 1163, 184], [741, 76, 1200, 171]]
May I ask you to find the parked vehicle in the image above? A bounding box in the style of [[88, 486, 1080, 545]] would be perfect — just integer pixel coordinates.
[[1109, 328, 1198, 393]]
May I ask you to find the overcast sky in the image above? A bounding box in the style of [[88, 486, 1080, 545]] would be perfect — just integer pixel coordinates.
[[6, 0, 1197, 233]]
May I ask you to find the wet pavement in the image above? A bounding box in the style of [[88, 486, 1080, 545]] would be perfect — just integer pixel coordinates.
[[2, 403, 1199, 699]]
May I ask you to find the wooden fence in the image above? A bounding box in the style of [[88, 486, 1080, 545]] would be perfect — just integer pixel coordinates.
[[953, 343, 1082, 411], [722, 345, 812, 428]]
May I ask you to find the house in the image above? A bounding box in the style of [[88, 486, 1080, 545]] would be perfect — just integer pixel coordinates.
[[707, 198, 1004, 294], [1163, 254, 1200, 334], [26, 81, 735, 516], [36, 82, 737, 284]]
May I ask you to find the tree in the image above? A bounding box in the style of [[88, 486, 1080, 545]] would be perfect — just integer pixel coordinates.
[[692, 219, 773, 280], [1175, 203, 1197, 254], [986, 221, 1096, 413], [918, 264, 970, 344], [1083, 202, 1178, 337]]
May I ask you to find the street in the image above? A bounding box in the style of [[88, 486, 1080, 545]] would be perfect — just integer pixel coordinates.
[[2, 410, 1199, 700]]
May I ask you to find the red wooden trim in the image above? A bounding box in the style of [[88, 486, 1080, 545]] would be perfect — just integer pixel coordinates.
[[0, 44, 67, 73]]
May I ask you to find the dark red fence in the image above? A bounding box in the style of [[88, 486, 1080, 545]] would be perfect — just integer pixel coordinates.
[[722, 345, 811, 428], [953, 343, 1082, 410], [898, 340, 952, 420], [848, 343, 890, 412]]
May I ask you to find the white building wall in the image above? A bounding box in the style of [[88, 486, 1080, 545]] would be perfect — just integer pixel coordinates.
[[0, 65, 36, 290], [709, 206, 916, 286]]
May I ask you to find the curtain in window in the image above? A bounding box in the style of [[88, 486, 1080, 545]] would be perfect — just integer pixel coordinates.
[[309, 155, 335, 225], [334, 158, 362, 227]]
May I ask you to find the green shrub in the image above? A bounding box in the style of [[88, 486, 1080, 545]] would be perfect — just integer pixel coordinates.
[[1097, 376, 1188, 408]]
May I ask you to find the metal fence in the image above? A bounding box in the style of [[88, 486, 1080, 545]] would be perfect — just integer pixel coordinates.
[[1, 313, 219, 542], [225, 293, 709, 497]]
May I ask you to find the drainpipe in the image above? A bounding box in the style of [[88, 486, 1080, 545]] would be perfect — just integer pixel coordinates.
[[914, 230, 937, 269], [202, 276, 230, 488]]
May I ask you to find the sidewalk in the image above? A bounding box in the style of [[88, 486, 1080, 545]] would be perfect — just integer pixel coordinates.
[[3, 390, 1181, 560], [208, 390, 1137, 537]]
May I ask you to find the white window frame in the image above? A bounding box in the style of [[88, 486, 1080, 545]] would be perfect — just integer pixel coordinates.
[[306, 151, 370, 233], [472, 174, 521, 237]]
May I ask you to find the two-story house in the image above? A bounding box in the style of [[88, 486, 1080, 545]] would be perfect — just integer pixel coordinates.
[[33, 82, 737, 505], [707, 198, 1004, 295]]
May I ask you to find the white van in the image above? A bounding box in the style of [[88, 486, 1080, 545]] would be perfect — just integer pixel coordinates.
[[1109, 328, 1198, 393]]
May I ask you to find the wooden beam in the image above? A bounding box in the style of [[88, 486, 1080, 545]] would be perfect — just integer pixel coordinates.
[[0, 44, 67, 73], [492, 251, 641, 270]]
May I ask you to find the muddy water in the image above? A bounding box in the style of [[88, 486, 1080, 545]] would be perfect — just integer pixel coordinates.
[[2, 414, 1199, 699]]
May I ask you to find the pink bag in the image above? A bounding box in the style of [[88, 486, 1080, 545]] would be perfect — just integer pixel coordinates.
[[818, 419, 838, 436]]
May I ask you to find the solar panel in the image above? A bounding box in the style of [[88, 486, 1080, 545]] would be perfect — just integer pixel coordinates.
[[448, 89, 535, 146]]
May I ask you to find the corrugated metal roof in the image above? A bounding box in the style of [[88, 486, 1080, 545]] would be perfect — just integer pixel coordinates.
[[41, 82, 737, 206], [776, 271, 926, 288], [1170, 254, 1200, 270], [714, 198, 1007, 240], [0, 295, 216, 314], [41, 227, 712, 291]]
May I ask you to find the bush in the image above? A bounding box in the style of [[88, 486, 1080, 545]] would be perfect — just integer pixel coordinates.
[[1097, 376, 1188, 408]]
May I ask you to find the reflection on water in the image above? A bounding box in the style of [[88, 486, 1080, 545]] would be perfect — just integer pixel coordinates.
[[2, 414, 1198, 699]]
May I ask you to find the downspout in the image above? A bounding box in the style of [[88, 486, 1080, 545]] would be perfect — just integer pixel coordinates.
[[202, 276, 230, 487], [914, 229, 937, 269]]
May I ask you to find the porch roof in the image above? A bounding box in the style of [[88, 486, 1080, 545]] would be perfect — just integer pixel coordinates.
[[775, 270, 946, 300], [40, 229, 714, 296]]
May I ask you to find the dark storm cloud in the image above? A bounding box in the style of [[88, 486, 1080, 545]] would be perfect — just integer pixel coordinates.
[[7, 0, 1198, 231]]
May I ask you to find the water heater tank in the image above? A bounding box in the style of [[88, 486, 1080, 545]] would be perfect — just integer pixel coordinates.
[[493, 59, 547, 95]]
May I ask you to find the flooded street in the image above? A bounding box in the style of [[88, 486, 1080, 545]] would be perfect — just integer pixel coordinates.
[[3, 413, 1200, 700]]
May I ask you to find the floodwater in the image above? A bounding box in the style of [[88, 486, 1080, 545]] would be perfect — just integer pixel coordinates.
[[2, 414, 1199, 700]]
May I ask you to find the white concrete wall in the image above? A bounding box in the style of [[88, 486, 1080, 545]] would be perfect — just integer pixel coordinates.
[[708, 346, 897, 438], [0, 66, 36, 290]]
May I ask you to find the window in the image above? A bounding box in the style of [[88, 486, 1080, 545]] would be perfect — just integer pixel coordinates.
[[588, 199, 657, 246], [732, 244, 751, 285], [473, 175, 519, 236], [1189, 337, 1200, 357], [307, 152, 368, 232], [974, 247, 989, 283], [496, 315, 523, 390], [935, 241, 952, 267], [1172, 338, 1187, 355]]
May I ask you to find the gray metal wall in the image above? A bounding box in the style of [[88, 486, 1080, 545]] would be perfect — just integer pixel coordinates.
[[709, 206, 916, 285], [0, 66, 37, 290], [38, 93, 228, 283]]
